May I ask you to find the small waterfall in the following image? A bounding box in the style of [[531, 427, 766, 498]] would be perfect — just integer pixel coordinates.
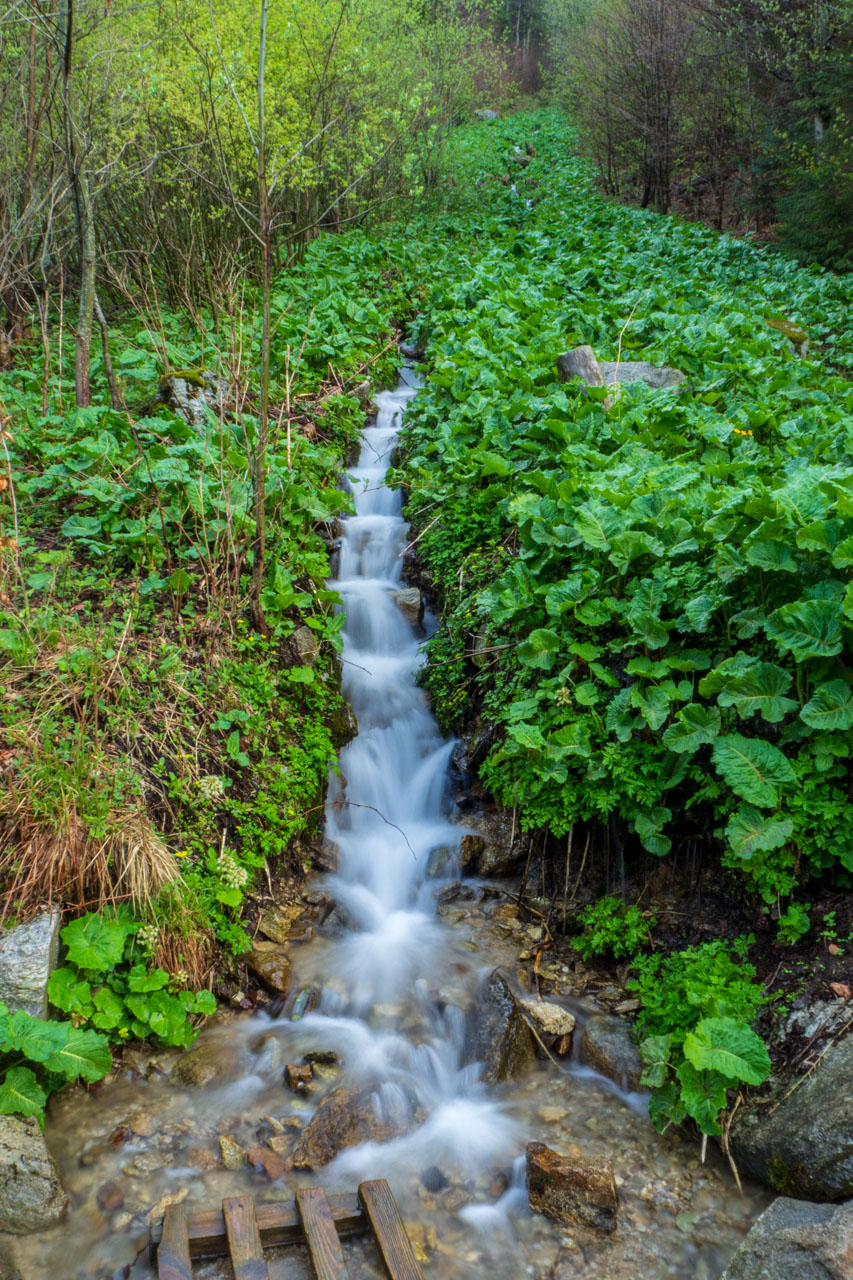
[[271, 368, 521, 1186]]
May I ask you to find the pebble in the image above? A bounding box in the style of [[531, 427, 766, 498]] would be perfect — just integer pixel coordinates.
[[218, 1135, 246, 1169]]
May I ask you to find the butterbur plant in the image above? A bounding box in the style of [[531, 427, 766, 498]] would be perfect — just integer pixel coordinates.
[[48, 910, 216, 1049], [629, 941, 771, 1137], [0, 1004, 112, 1125]]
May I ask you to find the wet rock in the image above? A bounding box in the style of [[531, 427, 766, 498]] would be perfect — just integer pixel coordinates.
[[460, 809, 520, 876], [247, 1145, 286, 1180], [459, 835, 485, 871], [285, 1062, 313, 1092], [581, 1016, 642, 1091], [246, 945, 292, 996], [556, 345, 605, 388], [129, 1112, 157, 1138], [519, 1000, 576, 1054], [526, 1141, 618, 1232], [291, 1085, 424, 1169], [96, 1182, 125, 1213], [307, 837, 339, 874], [426, 845, 457, 878], [267, 1134, 294, 1158], [719, 1195, 847, 1280], [399, 342, 427, 361], [0, 912, 62, 1018], [462, 969, 537, 1083], [145, 1187, 188, 1228], [0, 1115, 68, 1234], [218, 1136, 246, 1169], [172, 1038, 239, 1088], [421, 1166, 449, 1193], [292, 624, 320, 666], [328, 701, 358, 748], [185, 1147, 218, 1172], [287, 986, 321, 1021], [731, 1032, 853, 1200], [394, 587, 423, 627], [352, 380, 372, 408], [257, 904, 304, 945]]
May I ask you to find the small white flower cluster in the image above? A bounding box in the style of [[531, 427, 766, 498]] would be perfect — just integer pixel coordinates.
[[219, 852, 248, 889], [198, 774, 225, 800], [555, 687, 573, 706], [137, 923, 160, 954]]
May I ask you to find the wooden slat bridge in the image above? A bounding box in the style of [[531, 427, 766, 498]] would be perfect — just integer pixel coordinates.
[[149, 1179, 425, 1280]]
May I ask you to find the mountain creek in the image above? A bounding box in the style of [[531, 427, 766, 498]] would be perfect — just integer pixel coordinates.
[[10, 369, 769, 1280]]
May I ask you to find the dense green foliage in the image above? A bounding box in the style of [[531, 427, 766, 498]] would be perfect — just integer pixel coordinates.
[[0, 1003, 111, 1126], [0, 229, 412, 949], [48, 911, 215, 1048], [574, 896, 655, 961], [396, 112, 853, 924], [631, 940, 770, 1134]]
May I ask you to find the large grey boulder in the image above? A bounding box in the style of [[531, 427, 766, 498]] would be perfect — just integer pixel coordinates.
[[556, 345, 685, 392], [731, 1034, 853, 1201], [155, 369, 230, 428], [0, 913, 61, 1019], [0, 1116, 67, 1234], [719, 1196, 851, 1280]]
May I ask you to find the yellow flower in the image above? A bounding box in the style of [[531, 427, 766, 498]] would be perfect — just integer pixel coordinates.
[[175, 848, 189, 858]]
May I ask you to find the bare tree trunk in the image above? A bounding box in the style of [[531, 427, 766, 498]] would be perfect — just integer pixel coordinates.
[[60, 0, 95, 408], [251, 0, 271, 633]]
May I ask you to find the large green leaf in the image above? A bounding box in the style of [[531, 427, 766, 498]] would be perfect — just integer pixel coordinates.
[[637, 1034, 673, 1088], [0, 1067, 47, 1122], [682, 1017, 771, 1086], [61, 913, 132, 972], [517, 628, 561, 671], [45, 1028, 112, 1083], [573, 501, 623, 551], [675, 1060, 729, 1136], [5, 1012, 69, 1063], [800, 680, 853, 731], [715, 662, 798, 723], [744, 541, 798, 573], [765, 599, 843, 661], [661, 704, 721, 754], [712, 734, 796, 808], [726, 806, 793, 859], [635, 807, 672, 857]]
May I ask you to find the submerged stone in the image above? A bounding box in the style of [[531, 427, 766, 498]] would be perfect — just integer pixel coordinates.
[[581, 1015, 642, 1091]]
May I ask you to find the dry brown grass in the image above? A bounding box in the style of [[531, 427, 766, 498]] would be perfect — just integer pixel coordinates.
[[0, 789, 179, 922]]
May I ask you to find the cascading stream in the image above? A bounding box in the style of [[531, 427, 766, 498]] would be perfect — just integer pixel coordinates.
[[268, 368, 522, 1187]]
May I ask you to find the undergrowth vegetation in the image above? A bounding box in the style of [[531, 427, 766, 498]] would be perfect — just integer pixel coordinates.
[[0, 232, 411, 995], [396, 112, 853, 930]]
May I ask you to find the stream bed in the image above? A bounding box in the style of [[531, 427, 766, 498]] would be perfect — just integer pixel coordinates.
[[14, 369, 768, 1280]]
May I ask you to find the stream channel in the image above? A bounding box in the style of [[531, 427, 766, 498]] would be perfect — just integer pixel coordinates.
[[17, 367, 767, 1280]]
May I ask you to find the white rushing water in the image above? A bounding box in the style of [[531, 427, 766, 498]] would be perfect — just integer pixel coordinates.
[[272, 368, 522, 1187]]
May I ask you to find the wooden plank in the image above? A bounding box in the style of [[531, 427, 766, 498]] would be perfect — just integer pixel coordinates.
[[297, 1187, 349, 1280], [358, 1181, 424, 1280], [223, 1195, 269, 1280], [150, 1193, 365, 1261], [158, 1203, 192, 1280]]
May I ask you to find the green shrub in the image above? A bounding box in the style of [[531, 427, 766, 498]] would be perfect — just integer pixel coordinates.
[[573, 896, 655, 961], [48, 910, 215, 1049], [628, 939, 771, 1135]]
